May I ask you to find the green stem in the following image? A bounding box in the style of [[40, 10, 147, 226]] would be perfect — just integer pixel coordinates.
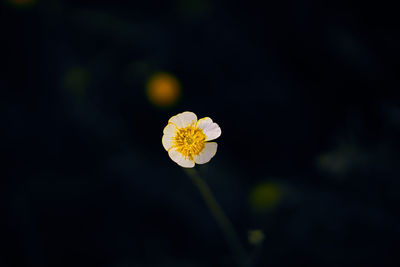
[[184, 168, 247, 266]]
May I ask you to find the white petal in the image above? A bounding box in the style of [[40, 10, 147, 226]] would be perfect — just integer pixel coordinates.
[[196, 117, 213, 129], [168, 111, 197, 128], [197, 117, 221, 141], [162, 123, 177, 151], [194, 142, 218, 164], [168, 148, 195, 168]]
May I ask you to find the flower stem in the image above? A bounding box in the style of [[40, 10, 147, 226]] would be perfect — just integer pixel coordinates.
[[184, 168, 247, 266]]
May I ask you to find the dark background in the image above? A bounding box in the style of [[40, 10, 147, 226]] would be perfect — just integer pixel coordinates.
[[1, 0, 400, 266]]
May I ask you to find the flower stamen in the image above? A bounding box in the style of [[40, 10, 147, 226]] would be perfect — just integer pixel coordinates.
[[173, 124, 206, 160]]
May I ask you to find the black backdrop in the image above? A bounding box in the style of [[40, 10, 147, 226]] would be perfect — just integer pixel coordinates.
[[1, 0, 400, 266]]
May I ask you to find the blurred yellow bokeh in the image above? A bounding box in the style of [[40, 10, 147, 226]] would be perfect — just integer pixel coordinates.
[[178, 0, 210, 18], [7, 0, 36, 7], [249, 182, 282, 213], [146, 72, 181, 107], [63, 67, 90, 97], [248, 229, 265, 246]]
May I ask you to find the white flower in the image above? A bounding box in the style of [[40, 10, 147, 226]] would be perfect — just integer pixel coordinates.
[[162, 111, 221, 168]]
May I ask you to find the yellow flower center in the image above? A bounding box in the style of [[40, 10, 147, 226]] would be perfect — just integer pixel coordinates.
[[173, 124, 206, 160]]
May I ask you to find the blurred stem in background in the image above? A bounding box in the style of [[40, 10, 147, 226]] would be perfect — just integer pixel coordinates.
[[184, 168, 247, 266]]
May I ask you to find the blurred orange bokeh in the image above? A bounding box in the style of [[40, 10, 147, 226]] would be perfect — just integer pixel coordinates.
[[146, 72, 181, 107]]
